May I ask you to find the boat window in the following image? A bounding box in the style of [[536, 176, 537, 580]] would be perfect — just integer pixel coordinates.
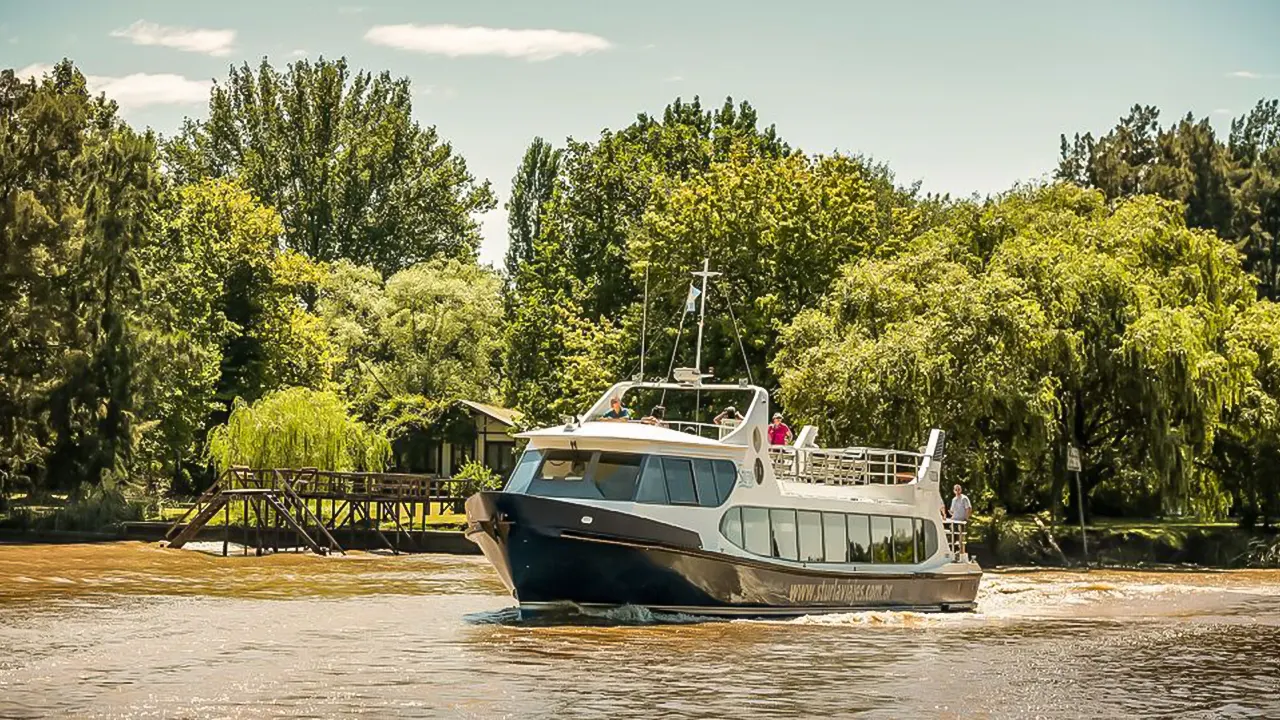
[[870, 515, 894, 563], [663, 457, 697, 505], [822, 512, 848, 563], [712, 460, 737, 504], [720, 507, 932, 566], [720, 507, 743, 548], [770, 509, 799, 561], [797, 510, 824, 562], [892, 516, 916, 563], [635, 457, 669, 504], [923, 518, 938, 559], [503, 450, 544, 494], [539, 450, 590, 482], [742, 507, 771, 556], [594, 453, 644, 501], [847, 514, 872, 563], [693, 459, 719, 508]]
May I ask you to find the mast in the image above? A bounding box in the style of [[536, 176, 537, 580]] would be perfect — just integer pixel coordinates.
[[639, 263, 649, 381], [692, 257, 719, 376]]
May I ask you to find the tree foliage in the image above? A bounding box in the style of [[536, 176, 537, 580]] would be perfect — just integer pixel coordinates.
[[206, 387, 391, 475], [1059, 99, 1280, 299], [166, 57, 495, 274], [775, 184, 1271, 521]]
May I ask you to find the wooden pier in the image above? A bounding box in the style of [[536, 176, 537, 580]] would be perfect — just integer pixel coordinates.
[[163, 468, 473, 556]]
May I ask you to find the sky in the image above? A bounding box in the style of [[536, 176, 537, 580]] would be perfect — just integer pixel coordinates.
[[2, 0, 1278, 267]]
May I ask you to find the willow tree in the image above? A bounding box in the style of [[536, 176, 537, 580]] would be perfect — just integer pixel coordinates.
[[775, 184, 1264, 520], [205, 387, 391, 474]]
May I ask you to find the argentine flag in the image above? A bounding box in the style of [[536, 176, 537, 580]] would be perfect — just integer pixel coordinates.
[[685, 283, 701, 313]]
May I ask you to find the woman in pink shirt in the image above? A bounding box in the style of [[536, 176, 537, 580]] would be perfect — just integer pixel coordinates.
[[768, 413, 792, 445]]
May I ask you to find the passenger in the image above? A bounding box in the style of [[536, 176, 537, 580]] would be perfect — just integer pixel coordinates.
[[767, 412, 792, 445], [948, 484, 972, 523], [600, 396, 634, 422], [713, 406, 741, 426], [640, 405, 667, 426]]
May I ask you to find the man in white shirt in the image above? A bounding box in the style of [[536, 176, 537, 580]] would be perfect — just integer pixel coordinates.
[[948, 484, 972, 522]]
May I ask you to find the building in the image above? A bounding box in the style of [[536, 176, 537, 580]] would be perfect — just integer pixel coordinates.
[[391, 400, 521, 480]]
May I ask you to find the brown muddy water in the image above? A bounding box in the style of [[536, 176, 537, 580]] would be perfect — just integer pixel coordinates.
[[1, 542, 1278, 719]]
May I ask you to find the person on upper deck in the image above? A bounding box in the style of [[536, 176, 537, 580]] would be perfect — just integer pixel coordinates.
[[713, 406, 741, 426], [640, 405, 666, 426], [768, 413, 792, 445], [600, 396, 634, 422], [947, 484, 972, 523]]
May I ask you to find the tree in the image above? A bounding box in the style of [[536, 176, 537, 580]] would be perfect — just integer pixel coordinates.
[[166, 57, 495, 275], [505, 137, 561, 283], [629, 152, 927, 387], [131, 179, 288, 492], [206, 387, 391, 474], [318, 257, 504, 420], [0, 61, 159, 494], [775, 184, 1264, 521], [1057, 99, 1279, 300]]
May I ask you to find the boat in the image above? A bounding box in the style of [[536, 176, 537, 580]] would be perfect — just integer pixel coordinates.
[[464, 262, 982, 618]]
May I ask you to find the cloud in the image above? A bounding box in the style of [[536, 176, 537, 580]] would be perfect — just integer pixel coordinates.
[[1212, 108, 1232, 115], [110, 20, 235, 56], [14, 63, 54, 80], [1226, 70, 1274, 79], [664, 74, 684, 83], [14, 63, 210, 109], [364, 23, 611, 61], [289, 49, 307, 58], [92, 73, 211, 108]]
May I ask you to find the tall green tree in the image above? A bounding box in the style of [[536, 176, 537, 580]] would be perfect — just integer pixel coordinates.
[[505, 137, 561, 282], [166, 57, 495, 275], [0, 61, 159, 493]]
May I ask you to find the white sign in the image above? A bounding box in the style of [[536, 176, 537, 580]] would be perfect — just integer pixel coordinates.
[[1066, 446, 1082, 473]]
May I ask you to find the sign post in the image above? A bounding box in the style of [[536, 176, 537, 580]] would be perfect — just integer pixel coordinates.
[[1066, 445, 1087, 565]]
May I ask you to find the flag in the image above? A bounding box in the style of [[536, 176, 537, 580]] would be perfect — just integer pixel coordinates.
[[685, 283, 701, 313]]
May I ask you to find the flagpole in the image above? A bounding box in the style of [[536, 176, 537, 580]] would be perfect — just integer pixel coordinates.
[[694, 258, 711, 375], [639, 263, 649, 382]]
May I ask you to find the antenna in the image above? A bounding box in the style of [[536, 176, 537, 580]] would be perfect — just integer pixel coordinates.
[[639, 262, 649, 382], [692, 257, 720, 375]]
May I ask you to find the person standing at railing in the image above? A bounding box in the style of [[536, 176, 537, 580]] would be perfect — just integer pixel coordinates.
[[600, 396, 634, 422], [713, 406, 741, 427], [948, 484, 972, 523], [768, 413, 792, 445]]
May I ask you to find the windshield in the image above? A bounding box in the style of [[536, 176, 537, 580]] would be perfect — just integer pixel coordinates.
[[504, 448, 740, 506]]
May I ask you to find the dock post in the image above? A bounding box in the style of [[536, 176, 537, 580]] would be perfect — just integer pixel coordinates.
[[222, 499, 230, 557]]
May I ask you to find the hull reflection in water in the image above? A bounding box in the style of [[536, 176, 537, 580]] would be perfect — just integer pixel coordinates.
[[465, 491, 981, 617]]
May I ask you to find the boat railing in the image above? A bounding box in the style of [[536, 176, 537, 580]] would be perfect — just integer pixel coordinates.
[[768, 446, 923, 486], [943, 519, 968, 560], [661, 420, 739, 441]]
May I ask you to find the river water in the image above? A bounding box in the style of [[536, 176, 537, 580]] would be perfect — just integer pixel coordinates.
[[1, 543, 1277, 719]]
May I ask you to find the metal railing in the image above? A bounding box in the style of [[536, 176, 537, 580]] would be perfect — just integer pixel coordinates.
[[768, 446, 924, 486], [943, 519, 968, 559], [662, 420, 739, 440], [222, 467, 472, 502]]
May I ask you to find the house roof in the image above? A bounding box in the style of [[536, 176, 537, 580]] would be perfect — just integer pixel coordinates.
[[456, 399, 520, 427]]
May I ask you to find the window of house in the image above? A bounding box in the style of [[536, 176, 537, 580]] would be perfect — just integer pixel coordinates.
[[822, 512, 848, 563], [770, 508, 799, 561], [797, 510, 824, 562]]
